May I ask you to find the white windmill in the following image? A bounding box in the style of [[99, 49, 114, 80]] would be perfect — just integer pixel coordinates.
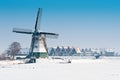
[[13, 8, 59, 63]]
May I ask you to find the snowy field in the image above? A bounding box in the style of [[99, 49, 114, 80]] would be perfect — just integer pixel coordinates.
[[0, 58, 120, 80]]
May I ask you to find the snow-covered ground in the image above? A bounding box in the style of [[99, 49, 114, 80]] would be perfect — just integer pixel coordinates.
[[0, 58, 120, 80]]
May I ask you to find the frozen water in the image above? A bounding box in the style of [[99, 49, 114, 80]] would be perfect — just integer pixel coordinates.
[[0, 58, 120, 80]]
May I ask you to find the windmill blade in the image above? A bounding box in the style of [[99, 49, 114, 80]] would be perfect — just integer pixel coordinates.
[[45, 34, 59, 39], [40, 32, 59, 39], [29, 36, 36, 57], [35, 8, 42, 32], [13, 28, 33, 34]]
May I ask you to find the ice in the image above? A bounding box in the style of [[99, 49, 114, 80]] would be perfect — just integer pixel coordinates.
[[0, 58, 120, 80]]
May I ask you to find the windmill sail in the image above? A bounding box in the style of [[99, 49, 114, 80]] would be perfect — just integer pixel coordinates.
[[40, 32, 59, 38], [35, 8, 42, 32], [29, 36, 36, 57], [13, 28, 33, 34]]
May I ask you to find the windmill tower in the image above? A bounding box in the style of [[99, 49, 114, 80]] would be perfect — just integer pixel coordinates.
[[13, 8, 59, 60]]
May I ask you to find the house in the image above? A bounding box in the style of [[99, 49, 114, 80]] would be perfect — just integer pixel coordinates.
[[15, 48, 29, 59]]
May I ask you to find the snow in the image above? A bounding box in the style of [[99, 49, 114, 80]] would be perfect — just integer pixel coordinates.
[[0, 58, 120, 80]]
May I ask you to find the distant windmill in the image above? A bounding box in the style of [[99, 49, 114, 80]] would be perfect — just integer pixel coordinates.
[[13, 8, 59, 62]]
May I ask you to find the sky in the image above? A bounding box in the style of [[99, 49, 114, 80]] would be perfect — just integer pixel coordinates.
[[0, 0, 120, 53]]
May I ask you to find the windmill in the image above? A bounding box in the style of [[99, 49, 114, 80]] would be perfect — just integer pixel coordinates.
[[13, 8, 59, 62]]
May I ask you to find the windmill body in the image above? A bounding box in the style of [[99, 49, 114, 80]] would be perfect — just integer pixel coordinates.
[[13, 8, 59, 59]]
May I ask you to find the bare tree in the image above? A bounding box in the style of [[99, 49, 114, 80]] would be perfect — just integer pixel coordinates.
[[0, 53, 6, 60], [7, 42, 21, 60], [0, 50, 10, 60], [0, 52, 10, 60]]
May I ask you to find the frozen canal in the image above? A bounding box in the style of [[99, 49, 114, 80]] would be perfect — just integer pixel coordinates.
[[0, 58, 120, 80]]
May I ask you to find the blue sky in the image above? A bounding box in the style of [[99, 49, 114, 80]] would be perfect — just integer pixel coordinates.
[[0, 0, 120, 52]]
